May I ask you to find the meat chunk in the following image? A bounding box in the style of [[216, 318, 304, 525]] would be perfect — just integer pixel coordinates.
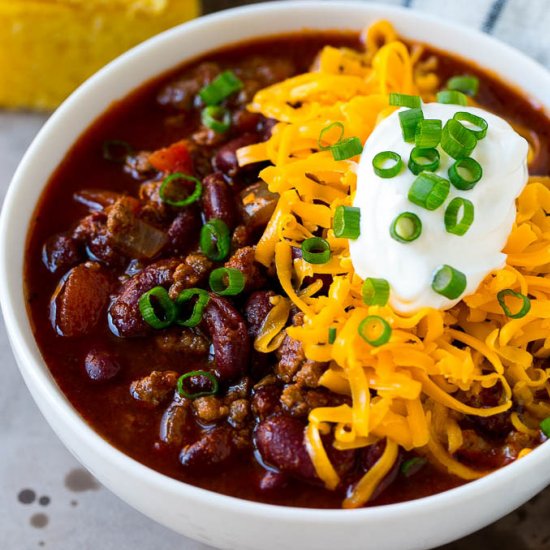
[[179, 425, 240, 471], [130, 370, 178, 406], [275, 335, 306, 383], [155, 328, 209, 357], [109, 258, 181, 337], [224, 246, 266, 293], [50, 261, 114, 337], [168, 253, 213, 300], [280, 385, 346, 418], [192, 396, 229, 423]]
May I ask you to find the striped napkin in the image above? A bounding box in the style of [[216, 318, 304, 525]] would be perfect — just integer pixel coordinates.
[[373, 0, 550, 69]]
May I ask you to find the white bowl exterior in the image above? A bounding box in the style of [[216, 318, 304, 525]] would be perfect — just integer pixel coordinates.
[[2, 3, 550, 550]]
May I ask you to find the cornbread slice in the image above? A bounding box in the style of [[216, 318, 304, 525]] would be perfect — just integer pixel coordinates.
[[0, 0, 199, 110]]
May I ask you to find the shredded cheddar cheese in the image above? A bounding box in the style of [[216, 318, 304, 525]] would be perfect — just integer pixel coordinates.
[[240, 21, 550, 508]]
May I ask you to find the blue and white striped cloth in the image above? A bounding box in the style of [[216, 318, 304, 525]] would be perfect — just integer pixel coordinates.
[[368, 0, 550, 69]]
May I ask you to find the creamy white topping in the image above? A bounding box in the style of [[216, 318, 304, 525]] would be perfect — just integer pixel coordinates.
[[349, 103, 529, 313]]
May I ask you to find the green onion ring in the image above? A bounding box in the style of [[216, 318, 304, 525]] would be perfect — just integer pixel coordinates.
[[328, 327, 337, 344], [453, 111, 488, 140], [175, 288, 210, 327], [389, 93, 421, 109], [201, 105, 231, 133], [408, 172, 450, 210], [362, 277, 390, 306], [318, 122, 345, 151], [209, 267, 246, 296], [333, 205, 361, 239], [372, 151, 403, 178], [138, 286, 177, 329], [436, 90, 468, 106], [199, 70, 243, 106], [447, 75, 479, 97], [408, 147, 440, 175], [431, 265, 467, 300], [415, 119, 442, 148], [441, 119, 477, 160], [177, 370, 219, 399], [448, 157, 483, 190], [159, 173, 203, 207], [358, 315, 392, 347], [444, 197, 475, 236], [496, 289, 531, 319], [301, 237, 331, 264], [199, 218, 231, 261], [399, 107, 424, 142], [389, 212, 422, 243]]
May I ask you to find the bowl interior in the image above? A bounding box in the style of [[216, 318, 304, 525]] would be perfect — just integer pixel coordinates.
[[2, 2, 550, 549]]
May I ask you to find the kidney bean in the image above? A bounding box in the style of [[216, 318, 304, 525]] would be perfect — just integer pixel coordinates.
[[50, 262, 114, 337], [109, 258, 181, 337], [258, 470, 288, 493], [166, 208, 201, 255], [254, 415, 317, 482], [201, 294, 250, 382], [84, 348, 120, 381], [42, 232, 84, 275], [213, 134, 258, 178], [232, 110, 263, 134], [73, 189, 122, 211], [245, 291, 275, 338], [179, 425, 237, 471], [201, 172, 238, 229]]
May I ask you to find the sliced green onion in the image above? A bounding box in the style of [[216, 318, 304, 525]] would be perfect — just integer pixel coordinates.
[[333, 205, 361, 239], [159, 173, 202, 207], [372, 151, 403, 178], [408, 172, 450, 210], [328, 327, 337, 344], [362, 278, 390, 306], [198, 70, 243, 106], [415, 119, 442, 148], [102, 140, 133, 163], [358, 315, 392, 347], [445, 197, 475, 236], [201, 105, 231, 133], [496, 289, 531, 319], [453, 111, 488, 140], [441, 119, 477, 159], [177, 370, 219, 399], [389, 92, 421, 109], [399, 108, 424, 142], [432, 265, 467, 299], [330, 137, 363, 161], [436, 90, 468, 106], [200, 218, 231, 261], [448, 157, 483, 190], [301, 237, 331, 264], [540, 417, 550, 438], [209, 267, 245, 296], [138, 286, 176, 329], [447, 75, 479, 97], [318, 122, 345, 151], [175, 288, 210, 327], [390, 212, 422, 243], [401, 457, 427, 477], [408, 147, 440, 175]]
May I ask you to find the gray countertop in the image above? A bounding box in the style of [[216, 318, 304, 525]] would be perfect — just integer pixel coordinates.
[[2, 1, 550, 548]]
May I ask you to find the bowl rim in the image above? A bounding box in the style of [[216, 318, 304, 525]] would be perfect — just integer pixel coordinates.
[[1, 0, 550, 523]]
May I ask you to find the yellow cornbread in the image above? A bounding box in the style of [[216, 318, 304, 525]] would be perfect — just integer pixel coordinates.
[[0, 0, 199, 110]]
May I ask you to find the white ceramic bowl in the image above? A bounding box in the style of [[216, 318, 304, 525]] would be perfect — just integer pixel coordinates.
[[2, 3, 550, 549]]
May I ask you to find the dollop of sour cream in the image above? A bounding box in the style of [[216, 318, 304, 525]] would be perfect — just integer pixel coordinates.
[[349, 103, 529, 313]]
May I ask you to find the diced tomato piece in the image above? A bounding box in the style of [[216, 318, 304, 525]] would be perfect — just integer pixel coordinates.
[[148, 140, 193, 174]]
